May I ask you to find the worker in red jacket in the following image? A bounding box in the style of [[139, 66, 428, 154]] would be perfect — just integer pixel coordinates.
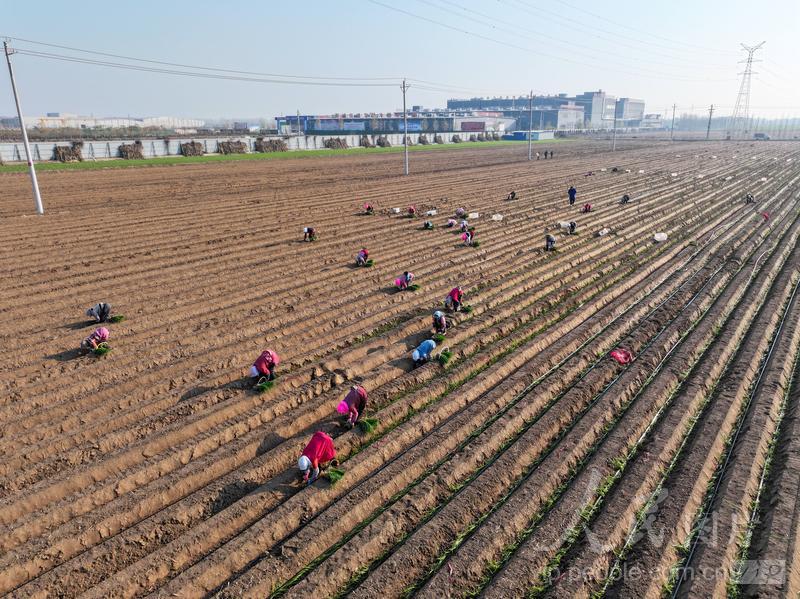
[[298, 431, 338, 485], [445, 286, 465, 311], [249, 349, 279, 382]]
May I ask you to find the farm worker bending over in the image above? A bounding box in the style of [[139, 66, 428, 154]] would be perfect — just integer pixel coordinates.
[[338, 384, 368, 428], [569, 221, 577, 235], [298, 431, 338, 485], [395, 271, 414, 290], [745, 193, 755, 204], [250, 349, 279, 382], [460, 220, 469, 232], [446, 218, 457, 228], [423, 220, 434, 230], [620, 194, 630, 205], [445, 286, 465, 312], [364, 202, 374, 214], [408, 205, 417, 216], [433, 310, 447, 334], [568, 186, 577, 206], [461, 228, 475, 246], [545, 234, 556, 251], [86, 302, 112, 323], [581, 203, 592, 213], [412, 339, 437, 368], [81, 327, 109, 352], [507, 191, 517, 201], [455, 207, 466, 218], [356, 248, 369, 266], [303, 227, 316, 242]]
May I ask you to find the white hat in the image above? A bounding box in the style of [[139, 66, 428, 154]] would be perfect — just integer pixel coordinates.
[[298, 456, 311, 471], [412, 349, 420, 361]]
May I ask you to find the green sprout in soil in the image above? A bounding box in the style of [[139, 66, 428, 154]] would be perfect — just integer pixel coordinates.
[[407, 283, 420, 291], [472, 240, 481, 248], [462, 305, 473, 314], [438, 349, 453, 366], [255, 378, 274, 393], [325, 467, 345, 484], [93, 342, 111, 356], [108, 315, 125, 323], [357, 417, 379, 434], [433, 333, 447, 343], [365, 259, 374, 267]]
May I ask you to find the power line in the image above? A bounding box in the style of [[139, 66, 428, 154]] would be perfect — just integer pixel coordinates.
[[425, 0, 732, 70], [13, 48, 398, 87], [367, 0, 736, 83], [2, 34, 400, 82], [550, 0, 738, 56]]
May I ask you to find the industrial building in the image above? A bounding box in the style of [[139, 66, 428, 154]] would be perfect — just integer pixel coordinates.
[[448, 90, 643, 129], [615, 98, 646, 126]]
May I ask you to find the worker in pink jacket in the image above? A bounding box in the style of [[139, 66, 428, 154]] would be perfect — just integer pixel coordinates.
[[298, 431, 338, 485], [337, 384, 368, 428], [80, 327, 109, 352]]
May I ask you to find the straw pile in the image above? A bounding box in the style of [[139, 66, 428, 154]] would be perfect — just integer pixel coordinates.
[[180, 141, 204, 157], [492, 132, 501, 140], [434, 134, 444, 144], [451, 135, 462, 143], [476, 133, 486, 141], [323, 138, 349, 149], [402, 135, 415, 146], [218, 140, 247, 154], [119, 141, 144, 160], [360, 136, 374, 148], [53, 141, 84, 162], [255, 138, 288, 152], [469, 134, 477, 142], [418, 134, 430, 145], [376, 136, 391, 147]]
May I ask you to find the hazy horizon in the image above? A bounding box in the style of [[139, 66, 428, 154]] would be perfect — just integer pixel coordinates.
[[3, 0, 799, 121]]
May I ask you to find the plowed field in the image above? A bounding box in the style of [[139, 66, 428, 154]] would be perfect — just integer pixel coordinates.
[[2, 141, 800, 598]]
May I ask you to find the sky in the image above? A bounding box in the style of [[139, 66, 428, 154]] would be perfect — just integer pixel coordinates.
[[2, 0, 799, 121]]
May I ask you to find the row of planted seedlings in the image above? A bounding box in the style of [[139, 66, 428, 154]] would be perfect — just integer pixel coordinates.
[[738, 344, 800, 598], [148, 180, 764, 596], [482, 190, 800, 598], [32, 156, 732, 599], [330, 192, 779, 599], [676, 266, 800, 598], [601, 218, 800, 598], [431, 186, 800, 598], [562, 197, 800, 598], [1, 156, 720, 596], [64, 157, 756, 596], [0, 162, 656, 494], [0, 148, 692, 500], [264, 165, 792, 599]]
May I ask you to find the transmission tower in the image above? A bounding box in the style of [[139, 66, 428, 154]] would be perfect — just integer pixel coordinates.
[[727, 41, 765, 139]]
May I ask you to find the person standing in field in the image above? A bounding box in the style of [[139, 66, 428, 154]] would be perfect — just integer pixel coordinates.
[[338, 384, 368, 429], [568, 185, 577, 206], [303, 227, 316, 242], [298, 431, 338, 485], [545, 234, 556, 251]]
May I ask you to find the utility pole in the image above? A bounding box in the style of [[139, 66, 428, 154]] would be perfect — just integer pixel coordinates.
[[670, 103, 677, 141], [527, 90, 533, 160], [401, 78, 409, 176], [706, 104, 714, 140], [4, 40, 43, 215], [612, 113, 618, 151]]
